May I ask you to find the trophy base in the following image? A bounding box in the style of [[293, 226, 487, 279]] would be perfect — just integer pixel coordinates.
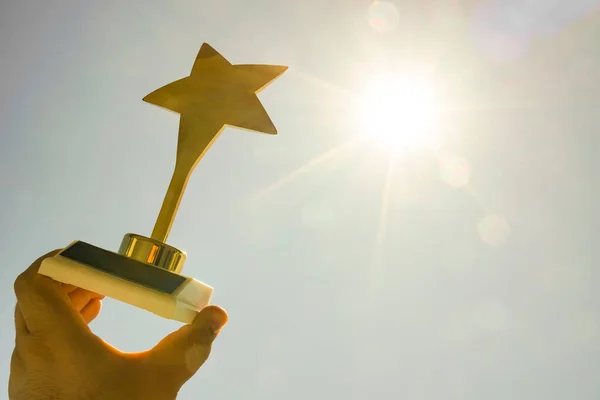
[[38, 241, 213, 324]]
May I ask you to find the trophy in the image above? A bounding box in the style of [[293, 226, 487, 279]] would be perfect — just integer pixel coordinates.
[[38, 43, 287, 323]]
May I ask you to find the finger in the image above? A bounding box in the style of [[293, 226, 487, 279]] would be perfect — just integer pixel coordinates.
[[14, 304, 30, 358], [62, 283, 79, 294], [14, 250, 88, 336], [81, 298, 102, 324], [9, 348, 25, 400], [68, 288, 104, 312], [14, 304, 28, 337], [10, 348, 25, 381], [147, 306, 228, 385]]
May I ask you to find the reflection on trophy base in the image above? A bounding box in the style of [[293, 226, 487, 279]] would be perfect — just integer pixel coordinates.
[[38, 241, 213, 324]]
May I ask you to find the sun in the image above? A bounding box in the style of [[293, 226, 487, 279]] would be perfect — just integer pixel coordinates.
[[358, 74, 441, 153]]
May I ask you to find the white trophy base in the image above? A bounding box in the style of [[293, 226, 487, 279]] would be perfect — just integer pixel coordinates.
[[39, 252, 213, 324]]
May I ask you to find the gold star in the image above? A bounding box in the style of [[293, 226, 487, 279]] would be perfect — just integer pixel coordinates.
[[145, 43, 287, 243]]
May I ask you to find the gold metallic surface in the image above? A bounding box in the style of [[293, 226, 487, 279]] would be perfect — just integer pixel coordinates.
[[118, 233, 186, 273], [145, 43, 287, 243]]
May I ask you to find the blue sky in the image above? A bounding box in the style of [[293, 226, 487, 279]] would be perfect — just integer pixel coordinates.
[[1, 1, 599, 399]]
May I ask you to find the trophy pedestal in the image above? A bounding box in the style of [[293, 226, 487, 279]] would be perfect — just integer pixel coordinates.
[[38, 235, 213, 324]]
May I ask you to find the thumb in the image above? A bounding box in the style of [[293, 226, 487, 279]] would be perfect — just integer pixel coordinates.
[[148, 306, 228, 385]]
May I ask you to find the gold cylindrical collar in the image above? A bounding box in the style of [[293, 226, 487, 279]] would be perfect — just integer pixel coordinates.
[[118, 233, 186, 274]]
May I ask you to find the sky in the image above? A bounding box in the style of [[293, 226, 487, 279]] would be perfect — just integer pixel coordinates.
[[0, 0, 599, 399]]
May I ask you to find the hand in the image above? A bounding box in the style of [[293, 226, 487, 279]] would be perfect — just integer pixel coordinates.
[[9, 250, 228, 400]]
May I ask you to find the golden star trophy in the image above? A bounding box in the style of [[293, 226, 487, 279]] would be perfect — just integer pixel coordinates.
[[38, 44, 287, 323]]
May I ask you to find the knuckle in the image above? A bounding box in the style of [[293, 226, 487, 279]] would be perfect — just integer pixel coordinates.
[[13, 272, 31, 296], [14, 250, 59, 297]]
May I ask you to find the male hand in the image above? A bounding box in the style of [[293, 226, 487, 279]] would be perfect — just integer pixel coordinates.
[[9, 250, 228, 400]]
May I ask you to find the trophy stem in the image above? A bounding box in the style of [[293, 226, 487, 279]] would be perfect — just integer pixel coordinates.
[[151, 162, 192, 243]]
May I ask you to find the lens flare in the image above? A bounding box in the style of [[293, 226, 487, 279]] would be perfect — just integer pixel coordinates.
[[478, 214, 510, 246], [367, 1, 400, 33], [439, 155, 471, 187]]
